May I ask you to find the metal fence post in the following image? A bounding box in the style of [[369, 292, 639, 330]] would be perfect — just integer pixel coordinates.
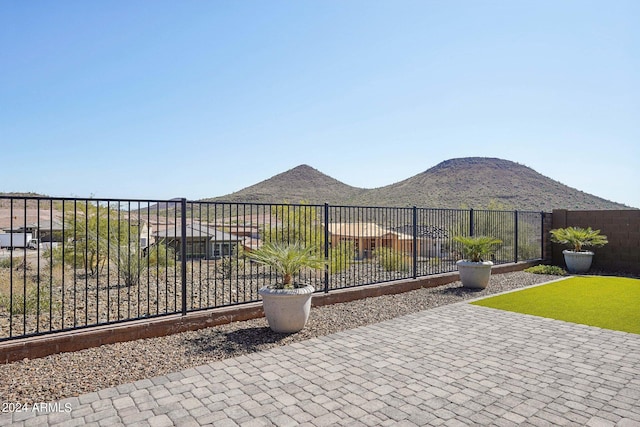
[[469, 208, 474, 236], [514, 210, 519, 262], [540, 211, 545, 261], [181, 198, 187, 316], [412, 206, 417, 279], [324, 203, 330, 293]]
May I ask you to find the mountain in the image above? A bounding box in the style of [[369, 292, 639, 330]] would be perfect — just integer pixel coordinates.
[[354, 158, 629, 210], [208, 158, 630, 211], [145, 198, 183, 213], [206, 164, 367, 205]]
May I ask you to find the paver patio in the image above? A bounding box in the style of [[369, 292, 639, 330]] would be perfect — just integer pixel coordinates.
[[2, 297, 639, 426]]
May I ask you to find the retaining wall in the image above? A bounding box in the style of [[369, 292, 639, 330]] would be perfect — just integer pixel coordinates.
[[0, 261, 539, 363]]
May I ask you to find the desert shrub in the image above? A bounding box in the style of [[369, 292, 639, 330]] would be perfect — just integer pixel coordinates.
[[260, 202, 324, 247], [110, 241, 176, 287], [517, 242, 541, 261], [215, 245, 246, 279], [375, 247, 412, 273], [0, 257, 19, 269], [54, 201, 145, 277], [0, 280, 54, 315], [524, 265, 567, 276], [328, 241, 354, 274]]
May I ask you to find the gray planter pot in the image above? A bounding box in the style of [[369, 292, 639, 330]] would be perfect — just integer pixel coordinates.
[[456, 260, 493, 289], [562, 250, 594, 274], [258, 285, 315, 333]]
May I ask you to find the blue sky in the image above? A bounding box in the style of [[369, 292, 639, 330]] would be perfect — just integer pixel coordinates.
[[2, 1, 638, 208]]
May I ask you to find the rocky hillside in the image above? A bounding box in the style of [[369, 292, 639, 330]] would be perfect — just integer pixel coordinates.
[[205, 165, 367, 205], [355, 158, 627, 210], [208, 158, 630, 211]]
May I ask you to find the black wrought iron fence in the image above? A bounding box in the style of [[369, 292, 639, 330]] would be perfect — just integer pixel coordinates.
[[0, 196, 545, 341]]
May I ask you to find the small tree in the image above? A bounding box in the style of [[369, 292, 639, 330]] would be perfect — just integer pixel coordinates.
[[453, 235, 502, 262], [261, 202, 325, 248], [110, 240, 175, 287], [258, 202, 358, 276], [248, 242, 324, 289], [55, 202, 139, 277], [550, 227, 608, 252]]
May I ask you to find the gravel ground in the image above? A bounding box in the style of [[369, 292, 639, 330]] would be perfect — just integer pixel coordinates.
[[1, 271, 560, 404]]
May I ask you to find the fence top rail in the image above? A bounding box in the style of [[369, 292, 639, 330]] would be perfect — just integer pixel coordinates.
[[471, 208, 547, 214], [0, 196, 549, 215], [201, 200, 325, 209], [0, 195, 187, 204]]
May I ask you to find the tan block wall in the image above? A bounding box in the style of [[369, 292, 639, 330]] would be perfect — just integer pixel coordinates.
[[551, 209, 640, 274]]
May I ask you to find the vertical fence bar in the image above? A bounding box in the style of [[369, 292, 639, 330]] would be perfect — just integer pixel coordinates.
[[72, 199, 77, 327], [8, 200, 13, 337], [469, 208, 474, 237], [135, 202, 140, 318], [35, 199, 40, 334], [84, 200, 89, 326], [189, 201, 193, 308], [324, 203, 330, 293], [205, 203, 211, 308], [22, 199, 27, 334], [48, 199, 54, 332], [95, 201, 100, 325], [540, 211, 545, 261], [126, 201, 132, 320], [145, 202, 151, 317], [180, 198, 187, 316], [117, 203, 122, 320], [514, 210, 519, 262], [106, 202, 111, 323], [412, 206, 417, 279]]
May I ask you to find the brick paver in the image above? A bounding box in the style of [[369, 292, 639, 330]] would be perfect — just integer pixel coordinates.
[[2, 299, 639, 426]]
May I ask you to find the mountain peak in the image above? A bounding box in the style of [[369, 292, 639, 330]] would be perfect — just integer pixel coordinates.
[[209, 164, 364, 204], [431, 157, 523, 171], [274, 164, 327, 180], [208, 157, 630, 210]]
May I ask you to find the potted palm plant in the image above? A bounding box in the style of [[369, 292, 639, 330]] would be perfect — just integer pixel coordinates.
[[453, 235, 502, 289], [248, 242, 325, 333], [550, 226, 608, 274]]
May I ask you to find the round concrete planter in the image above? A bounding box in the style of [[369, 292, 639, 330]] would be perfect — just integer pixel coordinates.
[[456, 260, 493, 289], [258, 285, 315, 333], [562, 250, 594, 274]]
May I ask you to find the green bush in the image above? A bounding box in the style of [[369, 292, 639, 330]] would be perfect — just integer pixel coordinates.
[[248, 242, 324, 289], [0, 257, 19, 269], [550, 226, 608, 252], [0, 285, 55, 316], [329, 241, 354, 274], [524, 265, 567, 276], [453, 235, 502, 262], [428, 257, 441, 267], [375, 247, 412, 273]]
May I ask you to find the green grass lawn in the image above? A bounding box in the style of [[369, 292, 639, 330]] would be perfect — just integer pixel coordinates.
[[471, 276, 640, 335]]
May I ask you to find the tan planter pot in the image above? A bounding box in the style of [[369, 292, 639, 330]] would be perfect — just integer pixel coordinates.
[[456, 260, 493, 289], [258, 285, 315, 333]]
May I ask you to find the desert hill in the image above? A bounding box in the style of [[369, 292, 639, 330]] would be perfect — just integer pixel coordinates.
[[204, 164, 367, 205], [209, 158, 630, 211]]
